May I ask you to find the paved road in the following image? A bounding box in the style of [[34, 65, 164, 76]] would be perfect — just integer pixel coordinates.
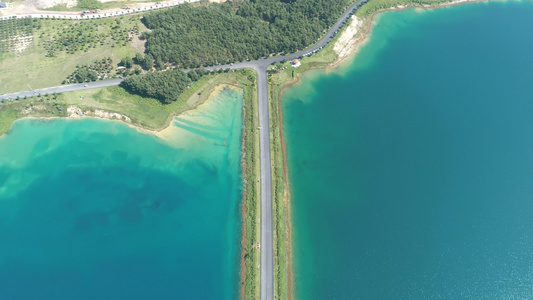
[[0, 79, 123, 101], [0, 1, 368, 299], [254, 65, 274, 300]]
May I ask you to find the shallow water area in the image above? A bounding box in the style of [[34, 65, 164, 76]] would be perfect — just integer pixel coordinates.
[[284, 2, 533, 299], [0, 86, 243, 299]]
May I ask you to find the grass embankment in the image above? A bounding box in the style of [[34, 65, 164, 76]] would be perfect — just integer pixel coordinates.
[[241, 71, 261, 300], [267, 0, 468, 298], [268, 74, 289, 300], [0, 70, 248, 134], [0, 15, 144, 93]]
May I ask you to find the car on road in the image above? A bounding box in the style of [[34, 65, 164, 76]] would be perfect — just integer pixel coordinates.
[[84, 84, 88, 87]]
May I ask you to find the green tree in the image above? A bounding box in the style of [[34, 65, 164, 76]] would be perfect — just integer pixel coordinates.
[[143, 53, 154, 70], [155, 56, 164, 71], [135, 52, 144, 65], [87, 70, 98, 81], [120, 56, 133, 68], [75, 68, 88, 82]]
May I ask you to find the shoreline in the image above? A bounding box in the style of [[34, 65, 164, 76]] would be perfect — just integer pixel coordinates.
[[330, 0, 492, 69], [276, 84, 294, 299], [0, 84, 234, 141], [275, 0, 491, 298]]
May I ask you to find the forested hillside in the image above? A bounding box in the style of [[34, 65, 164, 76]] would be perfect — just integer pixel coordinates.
[[141, 0, 352, 68]]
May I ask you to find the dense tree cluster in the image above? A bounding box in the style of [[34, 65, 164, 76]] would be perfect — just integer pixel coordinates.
[[141, 0, 352, 68], [120, 69, 208, 103], [64, 57, 114, 84]]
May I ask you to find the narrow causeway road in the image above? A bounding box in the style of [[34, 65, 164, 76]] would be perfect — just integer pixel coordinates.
[[254, 65, 274, 300]]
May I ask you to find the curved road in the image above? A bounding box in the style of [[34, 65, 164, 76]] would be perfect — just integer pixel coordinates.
[[0, 1, 368, 299]]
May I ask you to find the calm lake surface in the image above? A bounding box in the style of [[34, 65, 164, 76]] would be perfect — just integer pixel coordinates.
[[0, 87, 243, 299], [283, 2, 533, 298]]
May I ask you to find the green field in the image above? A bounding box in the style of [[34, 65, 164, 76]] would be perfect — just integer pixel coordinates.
[[0, 15, 145, 93]]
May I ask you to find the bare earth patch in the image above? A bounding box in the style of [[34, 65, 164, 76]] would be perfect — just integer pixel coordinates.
[[1, 34, 34, 52], [130, 35, 145, 53], [333, 15, 364, 62], [22, 104, 46, 114], [68, 105, 132, 122], [12, 35, 33, 52], [1, 0, 74, 15]]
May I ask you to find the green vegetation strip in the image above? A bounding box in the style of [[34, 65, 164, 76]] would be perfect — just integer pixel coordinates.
[[242, 70, 261, 300]]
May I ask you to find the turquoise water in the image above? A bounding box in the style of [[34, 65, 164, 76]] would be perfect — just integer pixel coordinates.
[[284, 2, 533, 299], [0, 87, 243, 299]]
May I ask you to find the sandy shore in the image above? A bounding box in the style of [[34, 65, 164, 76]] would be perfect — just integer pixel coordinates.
[[0, 83, 236, 141], [331, 0, 490, 68], [154, 84, 238, 143]]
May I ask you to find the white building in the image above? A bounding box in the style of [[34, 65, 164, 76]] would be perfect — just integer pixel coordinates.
[[291, 59, 301, 68]]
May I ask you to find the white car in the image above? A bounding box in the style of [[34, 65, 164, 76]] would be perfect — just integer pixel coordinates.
[[84, 84, 88, 87]]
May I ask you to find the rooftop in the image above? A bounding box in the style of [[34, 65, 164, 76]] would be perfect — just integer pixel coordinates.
[[291, 59, 301, 68]]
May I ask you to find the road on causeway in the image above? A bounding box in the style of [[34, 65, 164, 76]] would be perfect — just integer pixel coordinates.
[[0, 1, 369, 299]]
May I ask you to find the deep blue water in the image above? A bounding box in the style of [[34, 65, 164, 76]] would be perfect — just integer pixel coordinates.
[[284, 2, 533, 298]]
